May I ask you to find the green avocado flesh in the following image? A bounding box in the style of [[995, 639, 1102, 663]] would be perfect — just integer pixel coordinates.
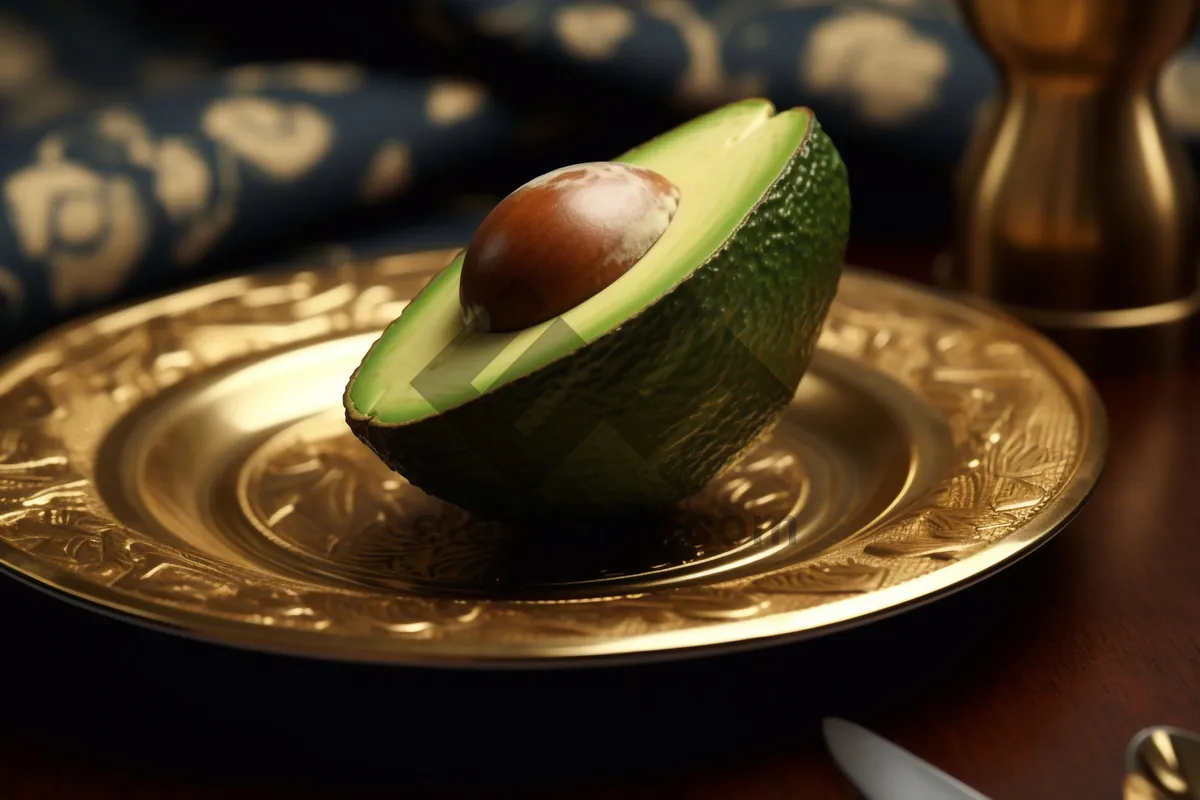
[[345, 98, 851, 522]]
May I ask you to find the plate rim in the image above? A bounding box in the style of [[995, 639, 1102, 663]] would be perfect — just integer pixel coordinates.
[[0, 255, 1108, 669]]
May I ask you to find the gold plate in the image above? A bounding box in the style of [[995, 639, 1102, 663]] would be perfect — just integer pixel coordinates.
[[0, 249, 1106, 667]]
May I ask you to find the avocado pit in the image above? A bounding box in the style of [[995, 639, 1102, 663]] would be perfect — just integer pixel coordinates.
[[459, 162, 681, 333]]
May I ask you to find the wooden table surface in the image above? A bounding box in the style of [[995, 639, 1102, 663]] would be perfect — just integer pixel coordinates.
[[3, 243, 1199, 799]]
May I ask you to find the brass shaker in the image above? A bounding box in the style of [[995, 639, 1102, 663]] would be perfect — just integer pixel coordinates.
[[946, 0, 1200, 343]]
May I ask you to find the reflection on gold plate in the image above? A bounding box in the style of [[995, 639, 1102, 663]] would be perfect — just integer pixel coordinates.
[[0, 249, 1106, 666]]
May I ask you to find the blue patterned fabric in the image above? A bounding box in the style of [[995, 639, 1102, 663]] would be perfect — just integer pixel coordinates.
[[2, 0, 1200, 342]]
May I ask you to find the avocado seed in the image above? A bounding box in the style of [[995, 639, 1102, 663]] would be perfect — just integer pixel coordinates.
[[459, 162, 681, 332]]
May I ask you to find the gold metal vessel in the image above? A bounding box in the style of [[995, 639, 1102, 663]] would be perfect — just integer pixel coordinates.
[[947, 0, 1200, 336], [0, 251, 1106, 666]]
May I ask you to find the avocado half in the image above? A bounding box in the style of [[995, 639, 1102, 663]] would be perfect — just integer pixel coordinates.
[[345, 99, 851, 522]]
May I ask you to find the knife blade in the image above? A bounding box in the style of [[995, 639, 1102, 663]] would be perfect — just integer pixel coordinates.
[[822, 717, 992, 800]]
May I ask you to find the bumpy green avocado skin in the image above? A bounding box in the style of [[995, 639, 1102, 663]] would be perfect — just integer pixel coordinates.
[[346, 115, 850, 522]]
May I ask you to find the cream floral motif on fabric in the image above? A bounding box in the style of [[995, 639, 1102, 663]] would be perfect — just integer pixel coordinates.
[[636, 1, 777, 107], [554, 3, 636, 60], [3, 137, 147, 311], [804, 10, 950, 124], [203, 96, 334, 182], [647, 0, 729, 107], [95, 109, 213, 224], [93, 107, 239, 267], [425, 79, 487, 126], [359, 140, 412, 205]]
